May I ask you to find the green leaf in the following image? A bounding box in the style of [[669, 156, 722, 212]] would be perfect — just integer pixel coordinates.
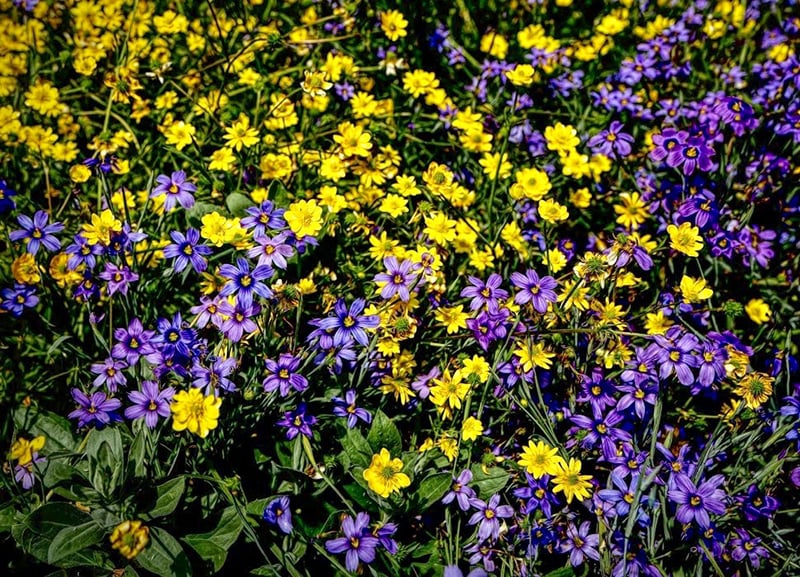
[[545, 568, 576, 577], [136, 527, 191, 577], [340, 428, 373, 468], [12, 503, 93, 563], [143, 476, 186, 519], [13, 407, 77, 453], [416, 473, 452, 510], [183, 507, 244, 572], [0, 504, 17, 533], [128, 423, 148, 478], [366, 410, 402, 456], [47, 520, 106, 564], [469, 464, 510, 497], [225, 192, 254, 217]]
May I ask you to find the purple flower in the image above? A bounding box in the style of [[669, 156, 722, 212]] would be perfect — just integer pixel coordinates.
[[649, 128, 688, 165], [192, 356, 238, 395], [316, 298, 379, 348], [461, 274, 508, 312], [570, 406, 632, 459], [559, 521, 600, 567], [325, 512, 380, 573], [277, 403, 316, 440], [152, 313, 196, 362], [98, 262, 139, 296], [112, 318, 156, 365], [587, 121, 634, 158], [163, 228, 213, 273], [468, 494, 514, 542], [510, 269, 557, 313], [65, 236, 104, 270], [736, 484, 779, 522], [442, 469, 477, 511], [696, 342, 727, 389], [373, 521, 398, 554], [667, 136, 716, 176], [373, 257, 417, 302], [667, 473, 727, 529], [730, 528, 769, 569], [650, 327, 700, 386], [615, 381, 658, 420], [9, 210, 64, 255], [219, 301, 261, 343], [466, 309, 510, 351], [0, 179, 17, 214], [90, 357, 128, 392], [512, 473, 559, 518], [14, 453, 45, 489], [1, 284, 39, 317], [151, 170, 196, 210], [219, 257, 274, 308], [263, 496, 293, 535], [68, 389, 122, 428], [247, 232, 294, 269], [444, 566, 488, 577], [263, 353, 308, 396], [124, 380, 174, 428], [241, 201, 286, 236], [190, 296, 226, 330], [332, 390, 372, 428]]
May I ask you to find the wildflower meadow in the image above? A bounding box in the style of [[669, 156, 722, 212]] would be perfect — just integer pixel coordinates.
[[2, 0, 800, 575]]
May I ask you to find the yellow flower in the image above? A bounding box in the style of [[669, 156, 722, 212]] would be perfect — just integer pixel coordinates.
[[479, 152, 512, 180], [300, 70, 333, 97], [285, 199, 323, 239], [379, 375, 416, 405], [518, 440, 565, 478], [24, 81, 62, 116], [208, 147, 237, 172], [363, 448, 411, 498], [380, 10, 408, 41], [402, 70, 439, 98], [480, 32, 509, 59], [733, 372, 774, 409], [544, 122, 580, 154], [223, 114, 260, 151], [679, 275, 713, 303], [438, 437, 459, 461], [504, 64, 535, 86], [163, 120, 196, 151], [429, 369, 471, 418], [667, 222, 704, 257], [514, 340, 555, 372], [378, 194, 409, 218], [12, 253, 41, 285], [69, 164, 92, 183], [171, 388, 222, 438], [434, 305, 469, 334], [461, 355, 490, 383], [538, 199, 569, 223], [110, 520, 150, 560], [551, 458, 593, 504], [10, 436, 45, 465], [511, 167, 551, 201], [333, 122, 372, 157], [614, 192, 649, 229], [424, 212, 457, 245], [50, 253, 83, 288], [744, 298, 771, 324], [82, 210, 122, 246], [459, 129, 493, 153], [462, 417, 484, 442], [644, 310, 673, 335], [200, 212, 233, 247]]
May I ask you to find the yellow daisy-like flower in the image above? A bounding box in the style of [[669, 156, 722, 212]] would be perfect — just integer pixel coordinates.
[[538, 199, 569, 223], [518, 440, 565, 479], [544, 122, 580, 154], [433, 305, 469, 334], [504, 64, 535, 86], [733, 372, 774, 409], [171, 388, 222, 438], [163, 120, 196, 151], [429, 369, 471, 416], [551, 458, 593, 504], [667, 222, 704, 257], [285, 199, 323, 239], [10, 436, 45, 466], [110, 520, 150, 560], [461, 416, 484, 442], [363, 448, 411, 498], [82, 210, 122, 246], [514, 340, 555, 372], [223, 114, 260, 151], [744, 298, 771, 324], [679, 275, 713, 303], [333, 121, 372, 158], [423, 212, 457, 245], [12, 253, 41, 285], [380, 10, 408, 42]]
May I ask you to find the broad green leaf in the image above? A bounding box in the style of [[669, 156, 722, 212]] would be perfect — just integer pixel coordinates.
[[183, 507, 244, 572], [128, 423, 148, 478], [469, 464, 510, 497], [340, 428, 373, 468], [366, 410, 402, 456], [245, 498, 270, 517], [143, 476, 186, 519], [0, 505, 17, 533], [136, 527, 191, 577], [225, 192, 254, 217], [47, 520, 106, 564], [14, 407, 77, 453], [12, 503, 93, 563], [416, 473, 452, 510]]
